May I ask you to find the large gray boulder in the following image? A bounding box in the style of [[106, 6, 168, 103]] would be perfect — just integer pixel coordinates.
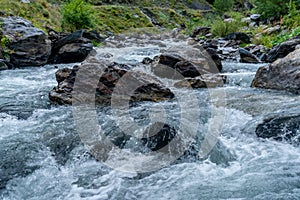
[[251, 48, 300, 94], [0, 17, 51, 67]]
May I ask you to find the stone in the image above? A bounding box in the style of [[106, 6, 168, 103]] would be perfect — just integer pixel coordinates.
[[256, 114, 300, 144], [141, 122, 177, 151], [82, 30, 106, 43], [250, 14, 260, 21], [0, 16, 51, 67], [191, 26, 211, 38], [173, 74, 226, 88], [262, 25, 281, 35], [48, 30, 94, 64], [239, 48, 260, 63], [265, 38, 300, 62], [49, 61, 174, 105], [224, 32, 251, 44], [252, 48, 300, 94], [152, 47, 222, 80], [0, 60, 8, 70]]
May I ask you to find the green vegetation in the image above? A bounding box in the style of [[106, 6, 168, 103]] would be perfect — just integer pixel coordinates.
[[0, 0, 61, 31], [0, 0, 299, 51], [213, 0, 234, 15], [61, 0, 94, 32], [211, 12, 246, 37], [253, 0, 300, 19]]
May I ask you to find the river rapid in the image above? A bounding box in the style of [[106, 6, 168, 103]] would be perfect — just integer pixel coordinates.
[[1, 37, 300, 200]]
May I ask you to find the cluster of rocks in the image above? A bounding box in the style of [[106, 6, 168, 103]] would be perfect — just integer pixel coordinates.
[[2, 15, 300, 148], [0, 16, 105, 69], [49, 43, 225, 105]]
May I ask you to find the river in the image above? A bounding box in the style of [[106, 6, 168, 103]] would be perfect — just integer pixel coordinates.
[[1, 38, 300, 199]]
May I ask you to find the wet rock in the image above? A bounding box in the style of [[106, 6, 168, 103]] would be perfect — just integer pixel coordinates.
[[49, 61, 174, 105], [42, 130, 80, 165], [252, 48, 300, 94], [141, 122, 177, 151], [0, 16, 51, 67], [0, 60, 8, 70], [82, 30, 106, 43], [173, 74, 226, 88], [153, 50, 222, 79], [224, 32, 251, 44], [205, 48, 223, 72], [141, 57, 154, 65], [239, 48, 260, 63], [191, 26, 211, 38], [265, 38, 300, 62], [256, 114, 300, 144], [48, 30, 93, 64]]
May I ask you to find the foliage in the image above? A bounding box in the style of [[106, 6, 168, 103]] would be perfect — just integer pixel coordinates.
[[61, 0, 94, 32], [253, 0, 300, 19], [0, 0, 61, 32], [213, 0, 234, 15], [211, 12, 246, 37], [252, 26, 300, 48], [282, 0, 300, 29]]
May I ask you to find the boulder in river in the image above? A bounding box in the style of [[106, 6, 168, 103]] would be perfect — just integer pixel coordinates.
[[153, 47, 222, 80], [265, 38, 300, 62], [0, 16, 51, 67], [49, 61, 174, 105], [251, 48, 300, 94], [48, 30, 93, 64], [256, 114, 300, 144], [239, 48, 260, 63]]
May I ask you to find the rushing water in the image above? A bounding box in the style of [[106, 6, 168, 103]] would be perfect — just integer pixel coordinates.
[[1, 39, 300, 200]]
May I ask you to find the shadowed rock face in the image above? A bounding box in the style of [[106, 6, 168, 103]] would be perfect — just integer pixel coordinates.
[[252, 48, 300, 94], [1, 17, 51, 67], [49, 62, 174, 106], [48, 30, 94, 64], [256, 114, 300, 144], [239, 48, 260, 63], [265, 38, 300, 63]]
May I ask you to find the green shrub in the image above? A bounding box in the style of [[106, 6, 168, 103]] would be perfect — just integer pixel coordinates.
[[283, 0, 300, 29], [213, 0, 234, 15], [61, 0, 94, 32], [211, 15, 246, 37], [253, 0, 300, 19]]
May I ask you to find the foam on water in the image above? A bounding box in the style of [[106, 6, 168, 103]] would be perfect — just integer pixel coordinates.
[[1, 41, 300, 199]]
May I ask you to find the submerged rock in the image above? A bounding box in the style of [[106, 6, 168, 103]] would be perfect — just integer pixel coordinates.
[[49, 61, 174, 105], [0, 16, 51, 67], [252, 48, 300, 94], [256, 114, 300, 144], [141, 122, 177, 151]]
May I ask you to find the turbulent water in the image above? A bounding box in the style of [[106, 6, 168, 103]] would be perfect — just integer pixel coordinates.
[[1, 38, 300, 200]]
